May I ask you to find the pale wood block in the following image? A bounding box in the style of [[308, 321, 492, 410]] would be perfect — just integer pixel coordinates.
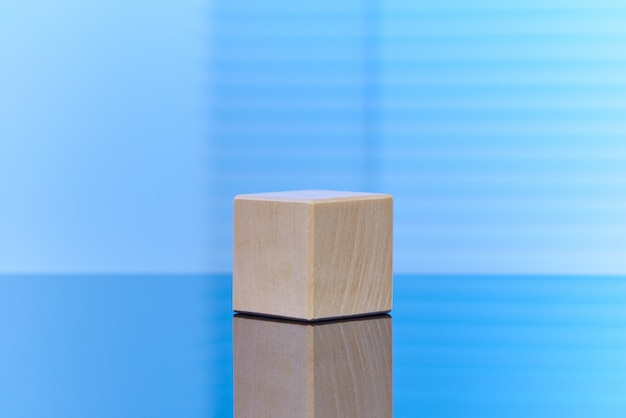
[[233, 314, 392, 418], [234, 190, 393, 321]]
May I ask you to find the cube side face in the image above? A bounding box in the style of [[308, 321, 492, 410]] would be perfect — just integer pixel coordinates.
[[312, 196, 392, 320], [233, 198, 311, 320]]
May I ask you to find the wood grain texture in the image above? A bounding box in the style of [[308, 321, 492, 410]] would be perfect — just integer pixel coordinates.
[[313, 198, 393, 319], [233, 315, 392, 418], [233, 190, 392, 321], [233, 198, 311, 319]]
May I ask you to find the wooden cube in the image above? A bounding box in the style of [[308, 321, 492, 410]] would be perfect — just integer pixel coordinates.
[[234, 314, 392, 418], [233, 190, 392, 321]]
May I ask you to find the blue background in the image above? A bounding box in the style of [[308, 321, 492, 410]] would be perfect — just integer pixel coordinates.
[[3, 0, 626, 416], [3, 0, 626, 274], [1, 0, 210, 273], [3, 274, 626, 417]]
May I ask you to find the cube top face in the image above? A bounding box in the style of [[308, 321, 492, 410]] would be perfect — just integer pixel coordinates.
[[235, 189, 390, 203], [233, 190, 393, 321]]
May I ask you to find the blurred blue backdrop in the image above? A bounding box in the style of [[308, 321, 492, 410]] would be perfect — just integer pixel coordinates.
[[3, 2, 626, 417], [3, 0, 626, 274], [0, 0, 210, 273]]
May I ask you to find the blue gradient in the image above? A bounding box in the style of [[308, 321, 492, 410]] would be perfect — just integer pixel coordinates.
[[209, 1, 376, 271], [0, 0, 210, 273], [3, 2, 626, 415], [210, 0, 626, 274], [2, 273, 626, 417], [393, 274, 626, 416], [381, 1, 626, 273], [3, 1, 626, 273], [0, 274, 233, 417]]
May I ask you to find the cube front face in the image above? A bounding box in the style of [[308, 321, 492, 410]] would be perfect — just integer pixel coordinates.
[[233, 198, 311, 320], [233, 190, 392, 321]]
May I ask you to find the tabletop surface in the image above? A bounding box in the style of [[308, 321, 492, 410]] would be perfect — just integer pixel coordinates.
[[1, 274, 626, 417]]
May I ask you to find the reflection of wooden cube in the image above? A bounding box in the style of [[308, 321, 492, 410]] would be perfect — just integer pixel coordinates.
[[234, 190, 393, 321], [234, 314, 392, 418]]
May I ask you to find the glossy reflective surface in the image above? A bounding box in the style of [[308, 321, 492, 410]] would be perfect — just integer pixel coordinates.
[[2, 274, 626, 417], [234, 314, 392, 417]]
